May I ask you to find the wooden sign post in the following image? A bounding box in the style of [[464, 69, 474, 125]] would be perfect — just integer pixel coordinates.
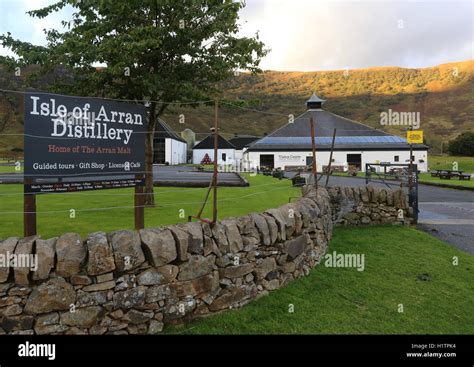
[[23, 178, 37, 237], [134, 174, 145, 230]]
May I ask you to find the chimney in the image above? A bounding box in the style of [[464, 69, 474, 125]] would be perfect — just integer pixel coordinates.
[[306, 92, 325, 110]]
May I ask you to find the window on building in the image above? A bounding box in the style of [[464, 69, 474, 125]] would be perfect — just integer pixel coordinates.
[[394, 155, 399, 162], [222, 153, 227, 162]]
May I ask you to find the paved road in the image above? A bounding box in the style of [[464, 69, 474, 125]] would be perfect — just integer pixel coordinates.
[[152, 166, 245, 186], [0, 165, 246, 187]]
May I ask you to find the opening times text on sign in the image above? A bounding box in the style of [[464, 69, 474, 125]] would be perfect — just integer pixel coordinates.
[[25, 179, 145, 194]]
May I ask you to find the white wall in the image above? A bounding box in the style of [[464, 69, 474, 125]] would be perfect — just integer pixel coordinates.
[[244, 150, 428, 172], [193, 149, 236, 165], [165, 138, 187, 165], [235, 149, 244, 161]]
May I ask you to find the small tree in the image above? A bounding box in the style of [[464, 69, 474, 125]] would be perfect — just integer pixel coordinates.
[[448, 132, 474, 157], [0, 0, 267, 205]]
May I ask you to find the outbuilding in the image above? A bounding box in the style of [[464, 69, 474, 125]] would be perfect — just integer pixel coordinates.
[[192, 134, 236, 165], [245, 93, 428, 172], [153, 119, 187, 165]]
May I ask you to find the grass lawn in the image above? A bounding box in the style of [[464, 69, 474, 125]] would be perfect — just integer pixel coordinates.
[[418, 173, 474, 188], [0, 165, 23, 173], [165, 226, 474, 334], [332, 154, 474, 188], [0, 174, 299, 239], [428, 155, 474, 172]]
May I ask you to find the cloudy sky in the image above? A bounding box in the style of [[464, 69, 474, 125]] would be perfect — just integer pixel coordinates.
[[0, 0, 472, 71]]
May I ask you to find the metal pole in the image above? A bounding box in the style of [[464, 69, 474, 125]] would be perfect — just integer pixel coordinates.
[[408, 139, 413, 193], [408, 128, 415, 223], [310, 115, 318, 190], [325, 128, 337, 187], [212, 99, 219, 224], [196, 179, 213, 219]]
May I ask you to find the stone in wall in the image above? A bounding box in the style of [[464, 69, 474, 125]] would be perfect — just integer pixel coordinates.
[[140, 228, 177, 267], [110, 230, 145, 271], [210, 222, 230, 254], [221, 219, 243, 253], [283, 235, 306, 261], [219, 263, 254, 279], [14, 236, 36, 285], [60, 306, 105, 328], [33, 238, 56, 281], [86, 232, 116, 276], [24, 278, 75, 314], [250, 213, 270, 246], [179, 222, 203, 255], [169, 271, 219, 298], [56, 233, 86, 277], [168, 225, 189, 261], [137, 265, 178, 286], [262, 214, 278, 244], [177, 255, 214, 281], [0, 237, 18, 283]]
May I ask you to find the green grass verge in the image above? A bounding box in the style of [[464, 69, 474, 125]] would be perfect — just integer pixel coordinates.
[[429, 155, 474, 172], [165, 226, 474, 334], [0, 165, 23, 173], [0, 174, 299, 239], [418, 173, 474, 188], [331, 162, 473, 189]]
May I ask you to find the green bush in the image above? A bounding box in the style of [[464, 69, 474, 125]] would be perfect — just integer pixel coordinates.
[[448, 132, 474, 156]]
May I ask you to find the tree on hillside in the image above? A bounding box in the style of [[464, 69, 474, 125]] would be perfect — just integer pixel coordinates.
[[448, 132, 474, 157], [0, 0, 267, 205]]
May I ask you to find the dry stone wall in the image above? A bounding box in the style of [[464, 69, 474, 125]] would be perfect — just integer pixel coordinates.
[[0, 185, 408, 335], [325, 185, 412, 226]]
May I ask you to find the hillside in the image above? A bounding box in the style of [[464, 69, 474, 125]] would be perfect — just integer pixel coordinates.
[[1, 60, 473, 154]]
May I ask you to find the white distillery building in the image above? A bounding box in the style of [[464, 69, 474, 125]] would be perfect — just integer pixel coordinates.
[[192, 134, 236, 165], [244, 93, 429, 172], [153, 119, 187, 165], [229, 135, 261, 161]]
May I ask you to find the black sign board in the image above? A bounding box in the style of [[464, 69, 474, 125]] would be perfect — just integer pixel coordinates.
[[24, 92, 146, 180], [22, 92, 147, 236]]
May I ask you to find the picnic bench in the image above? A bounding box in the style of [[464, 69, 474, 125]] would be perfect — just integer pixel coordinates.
[[431, 169, 471, 180]]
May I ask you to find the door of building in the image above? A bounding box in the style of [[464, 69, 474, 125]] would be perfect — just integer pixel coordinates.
[[347, 154, 362, 170], [260, 154, 274, 169]]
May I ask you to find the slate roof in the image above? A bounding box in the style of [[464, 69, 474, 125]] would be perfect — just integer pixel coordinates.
[[154, 119, 186, 143], [228, 136, 261, 150], [247, 109, 428, 151], [193, 134, 236, 149], [306, 92, 326, 104]]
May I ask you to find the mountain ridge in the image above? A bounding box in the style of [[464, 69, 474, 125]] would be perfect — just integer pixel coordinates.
[[0, 60, 472, 154]]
